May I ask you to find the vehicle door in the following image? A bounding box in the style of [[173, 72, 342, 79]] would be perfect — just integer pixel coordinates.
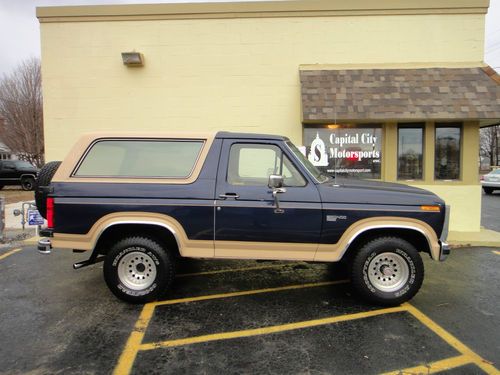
[[214, 139, 322, 260]]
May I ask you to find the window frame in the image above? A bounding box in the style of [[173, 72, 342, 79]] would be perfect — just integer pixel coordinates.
[[397, 123, 425, 181], [72, 137, 206, 179], [226, 142, 308, 188], [434, 123, 462, 181]]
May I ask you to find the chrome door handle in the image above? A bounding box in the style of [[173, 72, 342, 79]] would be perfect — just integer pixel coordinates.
[[219, 193, 240, 199]]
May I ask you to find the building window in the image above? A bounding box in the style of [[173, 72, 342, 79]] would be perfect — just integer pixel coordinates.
[[398, 124, 424, 180], [303, 125, 382, 179], [435, 124, 461, 180]]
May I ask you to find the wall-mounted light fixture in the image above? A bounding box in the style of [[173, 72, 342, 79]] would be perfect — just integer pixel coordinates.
[[121, 52, 144, 67]]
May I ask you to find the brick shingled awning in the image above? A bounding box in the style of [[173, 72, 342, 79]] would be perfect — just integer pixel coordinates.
[[300, 67, 500, 122]]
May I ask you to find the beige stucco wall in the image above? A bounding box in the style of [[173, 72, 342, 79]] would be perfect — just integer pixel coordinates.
[[381, 121, 481, 233], [39, 4, 487, 234], [40, 13, 485, 160]]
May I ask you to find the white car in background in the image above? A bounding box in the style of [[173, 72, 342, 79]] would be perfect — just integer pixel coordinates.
[[481, 169, 500, 194]]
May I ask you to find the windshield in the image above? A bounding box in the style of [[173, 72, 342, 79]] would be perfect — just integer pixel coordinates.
[[15, 161, 34, 169], [286, 141, 329, 183]]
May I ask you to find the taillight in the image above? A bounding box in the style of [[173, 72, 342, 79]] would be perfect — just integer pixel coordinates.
[[47, 197, 54, 228]]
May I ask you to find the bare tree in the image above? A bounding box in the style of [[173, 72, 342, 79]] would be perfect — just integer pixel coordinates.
[[480, 125, 499, 168], [0, 58, 44, 167]]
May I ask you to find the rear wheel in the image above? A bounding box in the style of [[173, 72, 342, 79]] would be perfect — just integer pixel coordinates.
[[351, 236, 424, 306], [483, 187, 494, 195], [21, 176, 35, 191], [103, 236, 175, 303]]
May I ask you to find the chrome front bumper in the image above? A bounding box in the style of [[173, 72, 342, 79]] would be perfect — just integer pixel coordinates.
[[439, 241, 450, 261], [439, 205, 451, 261]]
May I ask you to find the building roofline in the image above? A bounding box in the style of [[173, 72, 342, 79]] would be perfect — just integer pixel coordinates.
[[36, 0, 490, 23]]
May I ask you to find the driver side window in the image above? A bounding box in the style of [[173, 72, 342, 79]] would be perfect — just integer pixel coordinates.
[[227, 143, 306, 187]]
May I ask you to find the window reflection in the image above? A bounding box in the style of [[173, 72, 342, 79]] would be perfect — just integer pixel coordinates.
[[435, 125, 461, 180], [398, 125, 423, 180]]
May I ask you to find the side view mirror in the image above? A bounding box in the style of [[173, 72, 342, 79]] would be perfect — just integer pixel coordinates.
[[268, 174, 284, 189], [268, 175, 286, 213]]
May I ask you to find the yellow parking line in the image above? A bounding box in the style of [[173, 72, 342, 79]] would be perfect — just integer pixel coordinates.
[[493, 250, 500, 255], [381, 354, 472, 375], [139, 306, 406, 351], [404, 303, 499, 374], [115, 287, 499, 375], [114, 279, 349, 374], [176, 262, 306, 278], [153, 279, 350, 307], [0, 248, 22, 261], [113, 303, 155, 375]]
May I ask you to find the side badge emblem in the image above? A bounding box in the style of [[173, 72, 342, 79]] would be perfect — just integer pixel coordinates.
[[327, 215, 347, 222]]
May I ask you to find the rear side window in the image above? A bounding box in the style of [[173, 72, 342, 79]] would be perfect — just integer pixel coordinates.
[[74, 139, 204, 178]]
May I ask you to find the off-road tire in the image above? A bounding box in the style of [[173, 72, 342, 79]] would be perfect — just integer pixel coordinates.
[[483, 187, 494, 195], [21, 176, 36, 191], [103, 236, 175, 304], [35, 161, 61, 218], [351, 236, 424, 306]]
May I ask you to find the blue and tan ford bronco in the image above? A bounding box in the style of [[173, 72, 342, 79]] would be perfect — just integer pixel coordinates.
[[36, 131, 450, 305]]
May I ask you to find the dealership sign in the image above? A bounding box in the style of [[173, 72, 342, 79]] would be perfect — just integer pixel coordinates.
[[303, 127, 382, 179]]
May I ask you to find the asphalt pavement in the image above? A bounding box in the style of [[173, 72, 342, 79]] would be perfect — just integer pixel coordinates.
[[481, 190, 500, 232], [0, 245, 498, 374]]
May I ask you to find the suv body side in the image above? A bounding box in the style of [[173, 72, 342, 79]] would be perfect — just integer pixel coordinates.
[[47, 132, 447, 263]]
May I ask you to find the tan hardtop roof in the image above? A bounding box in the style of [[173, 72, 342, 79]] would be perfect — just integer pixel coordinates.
[[77, 131, 217, 141]]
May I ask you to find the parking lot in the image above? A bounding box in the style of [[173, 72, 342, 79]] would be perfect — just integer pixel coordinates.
[[481, 191, 500, 232], [0, 243, 498, 374]]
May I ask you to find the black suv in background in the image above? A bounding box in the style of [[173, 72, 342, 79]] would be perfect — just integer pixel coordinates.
[[0, 160, 38, 190]]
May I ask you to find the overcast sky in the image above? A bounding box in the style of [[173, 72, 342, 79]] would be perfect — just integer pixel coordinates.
[[0, 0, 499, 76]]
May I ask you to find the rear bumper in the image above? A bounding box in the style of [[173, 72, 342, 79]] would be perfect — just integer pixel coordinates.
[[481, 181, 500, 188], [40, 228, 54, 237]]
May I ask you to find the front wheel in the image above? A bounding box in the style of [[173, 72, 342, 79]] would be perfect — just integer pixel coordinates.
[[351, 237, 424, 306], [103, 236, 175, 303], [483, 187, 494, 195]]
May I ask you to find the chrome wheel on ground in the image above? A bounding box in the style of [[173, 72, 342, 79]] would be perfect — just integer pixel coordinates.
[[351, 236, 424, 306], [117, 250, 158, 291], [103, 236, 175, 304], [367, 252, 410, 293]]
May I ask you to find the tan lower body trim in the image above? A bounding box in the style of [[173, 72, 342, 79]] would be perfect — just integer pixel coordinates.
[[315, 216, 441, 262], [214, 241, 317, 261], [52, 212, 214, 258], [52, 213, 440, 262]]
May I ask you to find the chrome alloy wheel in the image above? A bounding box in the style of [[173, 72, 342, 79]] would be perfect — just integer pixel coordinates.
[[367, 252, 410, 292], [117, 250, 157, 290]]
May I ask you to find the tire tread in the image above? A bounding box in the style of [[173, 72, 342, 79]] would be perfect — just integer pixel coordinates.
[[351, 236, 424, 306]]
